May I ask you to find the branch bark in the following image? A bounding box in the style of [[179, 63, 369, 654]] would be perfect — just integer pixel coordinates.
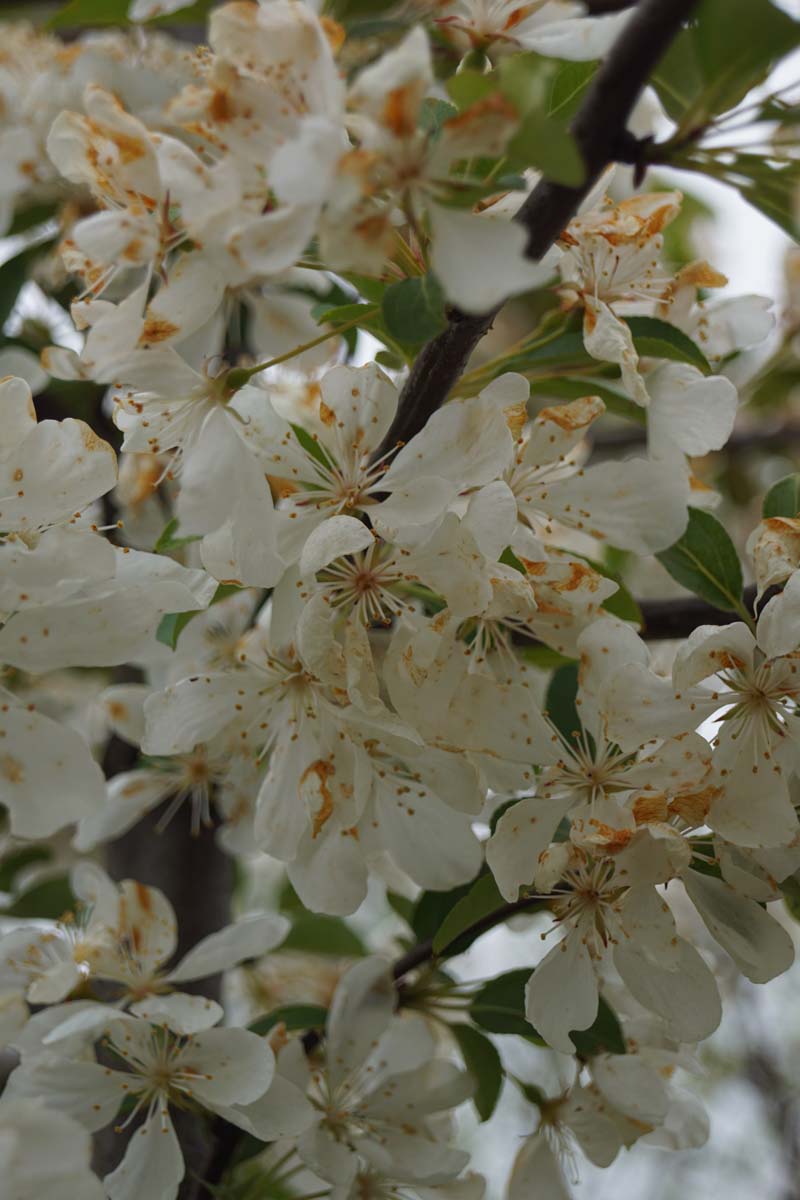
[[99, 688, 233, 1198], [583, 0, 639, 10], [376, 0, 700, 457], [637, 584, 759, 640]]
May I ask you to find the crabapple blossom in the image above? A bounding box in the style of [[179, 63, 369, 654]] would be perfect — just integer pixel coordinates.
[[0, 1, 798, 1197]]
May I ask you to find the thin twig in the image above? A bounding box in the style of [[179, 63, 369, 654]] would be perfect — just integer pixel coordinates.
[[374, 0, 700, 458]]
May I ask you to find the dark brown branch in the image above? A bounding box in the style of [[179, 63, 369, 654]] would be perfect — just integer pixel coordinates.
[[637, 585, 758, 640], [583, 0, 639, 12], [98, 665, 234, 1199], [392, 895, 543, 982], [375, 0, 700, 457], [590, 419, 800, 459]]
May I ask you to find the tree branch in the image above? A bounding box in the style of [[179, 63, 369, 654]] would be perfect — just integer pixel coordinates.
[[392, 896, 543, 982], [637, 585, 760, 640], [583, 0, 639, 10], [375, 0, 700, 457], [99, 671, 234, 1198], [590, 419, 800, 459]]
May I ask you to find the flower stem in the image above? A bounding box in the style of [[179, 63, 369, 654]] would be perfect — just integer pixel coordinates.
[[226, 309, 378, 389]]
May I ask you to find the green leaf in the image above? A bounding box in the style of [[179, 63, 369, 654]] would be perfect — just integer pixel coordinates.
[[49, 0, 128, 26], [624, 316, 711, 375], [600, 578, 642, 625], [0, 845, 51, 894], [750, 365, 800, 411], [278, 878, 305, 913], [507, 114, 585, 186], [312, 299, 417, 362], [451, 1024, 503, 1121], [312, 300, 375, 327], [688, 836, 723, 880], [489, 797, 519, 836], [470, 969, 625, 1054], [49, 0, 215, 26], [290, 423, 334, 470], [381, 275, 448, 346], [387, 891, 415, 926], [780, 874, 800, 922], [518, 643, 573, 671], [420, 98, 459, 137], [0, 247, 38, 328], [249, 1004, 328, 1037], [327, 0, 397, 23], [653, 0, 800, 127], [544, 662, 581, 744], [571, 997, 626, 1056], [498, 52, 549, 114], [153, 518, 202, 555], [499, 546, 526, 575], [432, 872, 505, 956], [656, 508, 745, 614], [156, 610, 200, 651], [411, 880, 476, 943], [496, 53, 585, 184], [546, 60, 598, 120], [5, 875, 75, 919], [446, 70, 497, 110], [343, 274, 388, 305], [470, 968, 542, 1039], [763, 474, 800, 519], [680, 152, 800, 240], [155, 582, 242, 651], [7, 204, 59, 236], [282, 915, 366, 957], [553, 549, 642, 626], [501, 331, 588, 376]]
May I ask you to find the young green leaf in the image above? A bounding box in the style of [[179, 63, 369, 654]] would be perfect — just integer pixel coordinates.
[[624, 316, 711, 375], [763, 474, 800, 519], [676, 152, 800, 241], [381, 275, 448, 346], [499, 546, 526, 575], [153, 518, 202, 555], [451, 1024, 503, 1121], [291, 423, 334, 470], [653, 0, 800, 128], [656, 508, 745, 614], [432, 872, 505, 956]]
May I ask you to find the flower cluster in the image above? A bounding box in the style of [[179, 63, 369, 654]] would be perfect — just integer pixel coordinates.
[[0, 1, 798, 1198]]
